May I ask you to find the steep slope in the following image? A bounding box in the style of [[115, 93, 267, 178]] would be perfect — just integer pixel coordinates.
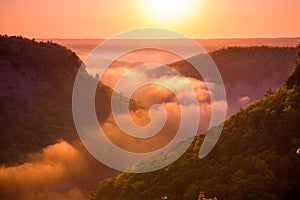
[[89, 46, 300, 200], [0, 35, 136, 165]]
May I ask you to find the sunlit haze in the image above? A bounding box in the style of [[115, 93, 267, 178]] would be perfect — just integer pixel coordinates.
[[1, 0, 300, 199], [1, 0, 300, 38], [141, 0, 197, 23]]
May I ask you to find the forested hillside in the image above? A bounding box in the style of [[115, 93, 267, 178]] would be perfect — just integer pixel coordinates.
[[89, 46, 300, 200], [0, 35, 139, 165]]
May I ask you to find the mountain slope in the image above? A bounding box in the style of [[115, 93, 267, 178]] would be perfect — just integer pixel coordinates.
[[89, 46, 300, 200], [168, 46, 297, 116], [0, 35, 139, 165]]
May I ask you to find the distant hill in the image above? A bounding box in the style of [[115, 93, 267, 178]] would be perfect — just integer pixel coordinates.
[[195, 37, 300, 52], [88, 46, 300, 200], [37, 38, 300, 60], [168, 46, 297, 116]]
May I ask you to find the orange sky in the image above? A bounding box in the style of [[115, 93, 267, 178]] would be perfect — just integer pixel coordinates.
[[0, 0, 300, 39]]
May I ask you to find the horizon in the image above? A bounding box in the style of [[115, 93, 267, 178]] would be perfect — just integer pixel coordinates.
[[36, 36, 300, 40], [1, 0, 300, 39], [31, 36, 300, 62]]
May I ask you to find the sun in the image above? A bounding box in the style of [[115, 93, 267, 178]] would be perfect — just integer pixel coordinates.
[[142, 0, 196, 23]]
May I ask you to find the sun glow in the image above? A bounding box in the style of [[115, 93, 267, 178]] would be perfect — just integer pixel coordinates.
[[142, 0, 196, 23]]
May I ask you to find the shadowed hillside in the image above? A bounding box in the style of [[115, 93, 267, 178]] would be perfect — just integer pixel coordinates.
[[0, 35, 141, 165]]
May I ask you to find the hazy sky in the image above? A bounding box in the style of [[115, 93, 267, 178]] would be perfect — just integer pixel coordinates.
[[1, 0, 300, 39]]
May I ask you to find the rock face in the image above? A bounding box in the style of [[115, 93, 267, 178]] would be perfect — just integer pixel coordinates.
[[0, 60, 49, 98], [0, 35, 81, 103], [0, 35, 83, 164]]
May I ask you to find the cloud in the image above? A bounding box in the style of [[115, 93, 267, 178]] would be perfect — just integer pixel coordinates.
[[0, 141, 91, 200], [101, 107, 180, 153], [96, 62, 225, 137], [238, 96, 250, 104]]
